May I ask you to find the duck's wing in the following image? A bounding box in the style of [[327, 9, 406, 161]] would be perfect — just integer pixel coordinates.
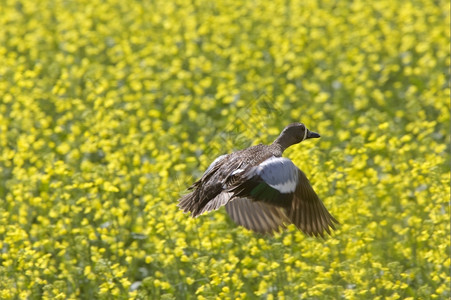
[[289, 169, 338, 237], [225, 197, 289, 234], [227, 156, 298, 208], [187, 154, 228, 190], [227, 156, 338, 237]]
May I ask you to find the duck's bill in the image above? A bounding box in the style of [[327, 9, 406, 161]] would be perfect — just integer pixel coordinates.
[[307, 131, 320, 139]]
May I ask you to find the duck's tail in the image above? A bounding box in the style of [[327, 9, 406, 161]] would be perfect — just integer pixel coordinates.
[[177, 182, 224, 217], [177, 192, 196, 214]]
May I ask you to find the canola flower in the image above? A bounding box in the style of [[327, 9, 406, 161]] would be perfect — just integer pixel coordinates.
[[0, 0, 449, 299]]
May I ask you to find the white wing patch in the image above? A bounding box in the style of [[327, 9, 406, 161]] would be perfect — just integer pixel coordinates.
[[256, 157, 299, 194], [268, 178, 298, 193]]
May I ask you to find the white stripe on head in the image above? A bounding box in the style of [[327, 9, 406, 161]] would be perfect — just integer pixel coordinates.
[[302, 128, 308, 141]]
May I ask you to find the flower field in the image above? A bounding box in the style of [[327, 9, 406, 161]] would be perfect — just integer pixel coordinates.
[[0, 0, 449, 299]]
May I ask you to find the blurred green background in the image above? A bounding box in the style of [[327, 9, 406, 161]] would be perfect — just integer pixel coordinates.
[[0, 0, 449, 299]]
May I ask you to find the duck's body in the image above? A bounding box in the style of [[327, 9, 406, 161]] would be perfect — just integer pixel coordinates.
[[178, 123, 338, 237]]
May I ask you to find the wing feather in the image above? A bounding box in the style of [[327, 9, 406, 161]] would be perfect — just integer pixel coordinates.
[[225, 198, 289, 234], [289, 169, 338, 237]]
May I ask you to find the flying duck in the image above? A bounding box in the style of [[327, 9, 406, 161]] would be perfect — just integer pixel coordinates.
[[178, 123, 338, 237]]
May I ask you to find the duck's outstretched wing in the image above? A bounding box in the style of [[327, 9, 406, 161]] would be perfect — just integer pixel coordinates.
[[289, 169, 338, 237], [227, 156, 338, 237], [225, 197, 289, 234]]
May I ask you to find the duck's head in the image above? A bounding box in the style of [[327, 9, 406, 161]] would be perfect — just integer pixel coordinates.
[[274, 122, 320, 149]]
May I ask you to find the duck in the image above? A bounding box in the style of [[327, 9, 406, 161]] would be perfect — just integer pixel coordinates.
[[177, 122, 338, 237]]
